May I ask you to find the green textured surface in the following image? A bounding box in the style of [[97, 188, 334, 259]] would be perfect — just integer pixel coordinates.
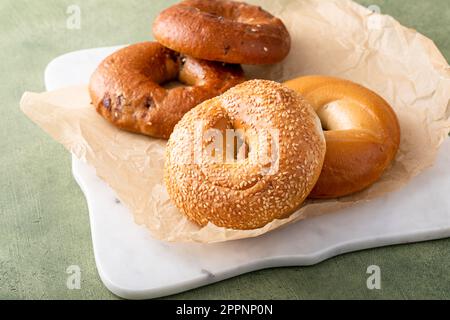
[[0, 0, 449, 300]]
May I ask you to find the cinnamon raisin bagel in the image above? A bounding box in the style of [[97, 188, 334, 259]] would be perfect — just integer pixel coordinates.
[[164, 80, 326, 230], [89, 42, 246, 139], [153, 0, 291, 65], [284, 76, 401, 199]]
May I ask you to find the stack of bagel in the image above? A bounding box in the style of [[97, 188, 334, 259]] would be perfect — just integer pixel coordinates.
[[89, 0, 401, 231]]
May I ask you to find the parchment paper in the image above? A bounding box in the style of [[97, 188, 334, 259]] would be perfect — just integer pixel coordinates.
[[20, 0, 450, 243]]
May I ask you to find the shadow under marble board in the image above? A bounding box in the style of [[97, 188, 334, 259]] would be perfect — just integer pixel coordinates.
[[45, 46, 450, 299]]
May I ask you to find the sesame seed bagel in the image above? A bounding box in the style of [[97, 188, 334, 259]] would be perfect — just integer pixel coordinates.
[[284, 76, 401, 199], [164, 80, 326, 230], [153, 0, 291, 65], [89, 42, 246, 139]]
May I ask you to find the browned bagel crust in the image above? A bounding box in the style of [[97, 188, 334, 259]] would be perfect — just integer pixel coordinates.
[[153, 0, 291, 65], [284, 76, 401, 199], [89, 42, 246, 139], [164, 80, 326, 230]]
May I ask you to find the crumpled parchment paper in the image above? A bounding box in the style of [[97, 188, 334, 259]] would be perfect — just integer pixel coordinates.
[[20, 0, 450, 243]]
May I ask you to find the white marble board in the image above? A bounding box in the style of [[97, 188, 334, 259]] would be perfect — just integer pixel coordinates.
[[44, 46, 450, 300]]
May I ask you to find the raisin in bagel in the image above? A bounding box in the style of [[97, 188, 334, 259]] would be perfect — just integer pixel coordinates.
[[284, 76, 401, 199], [153, 0, 291, 65], [89, 42, 246, 139], [164, 80, 326, 230]]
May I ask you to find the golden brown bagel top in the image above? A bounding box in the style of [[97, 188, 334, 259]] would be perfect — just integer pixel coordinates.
[[153, 0, 291, 65], [164, 80, 326, 230], [284, 76, 401, 198], [89, 42, 246, 139]]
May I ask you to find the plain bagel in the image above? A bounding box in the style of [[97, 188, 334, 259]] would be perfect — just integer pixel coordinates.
[[153, 0, 291, 65], [284, 76, 401, 199]]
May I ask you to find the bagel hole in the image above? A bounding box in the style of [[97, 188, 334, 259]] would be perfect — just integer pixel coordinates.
[[206, 136, 248, 162], [320, 119, 329, 131], [317, 108, 330, 131], [221, 126, 249, 162], [162, 63, 197, 89], [231, 134, 249, 161], [207, 124, 250, 163], [161, 80, 190, 89]]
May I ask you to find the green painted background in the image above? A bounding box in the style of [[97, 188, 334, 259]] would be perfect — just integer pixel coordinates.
[[0, 0, 449, 300]]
